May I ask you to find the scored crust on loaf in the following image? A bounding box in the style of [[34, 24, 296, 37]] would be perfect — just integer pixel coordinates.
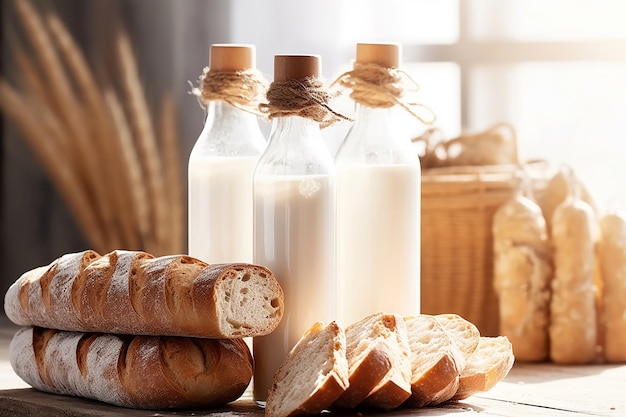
[[453, 336, 515, 401], [4, 250, 285, 338], [9, 327, 253, 409], [403, 315, 464, 408], [265, 321, 349, 417]]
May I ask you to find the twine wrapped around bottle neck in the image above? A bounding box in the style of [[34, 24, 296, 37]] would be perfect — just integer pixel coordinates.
[[191, 66, 268, 115], [259, 77, 351, 129], [332, 62, 436, 125]]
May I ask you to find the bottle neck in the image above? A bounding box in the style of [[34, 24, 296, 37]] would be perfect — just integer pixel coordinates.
[[336, 103, 418, 165], [257, 116, 334, 176], [269, 115, 321, 144], [205, 100, 260, 128], [193, 100, 265, 157]]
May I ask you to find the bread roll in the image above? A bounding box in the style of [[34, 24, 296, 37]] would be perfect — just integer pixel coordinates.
[[598, 213, 626, 363], [333, 313, 410, 409], [403, 315, 464, 408], [4, 250, 284, 338], [453, 336, 514, 401], [549, 197, 598, 364], [493, 193, 552, 362], [10, 327, 253, 409], [265, 322, 349, 417]]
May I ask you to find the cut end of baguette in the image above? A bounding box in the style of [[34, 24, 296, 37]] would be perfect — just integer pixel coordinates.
[[453, 336, 515, 401], [265, 321, 349, 417], [212, 264, 284, 338]]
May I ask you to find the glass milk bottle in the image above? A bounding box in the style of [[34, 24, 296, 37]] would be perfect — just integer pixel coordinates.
[[336, 43, 421, 326], [188, 44, 266, 263], [253, 55, 337, 404]]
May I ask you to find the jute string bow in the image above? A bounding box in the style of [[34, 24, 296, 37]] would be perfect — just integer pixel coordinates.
[[332, 62, 436, 125], [192, 67, 268, 115], [259, 77, 351, 129]]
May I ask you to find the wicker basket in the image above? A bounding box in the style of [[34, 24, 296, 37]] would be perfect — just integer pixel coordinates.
[[420, 165, 519, 336]]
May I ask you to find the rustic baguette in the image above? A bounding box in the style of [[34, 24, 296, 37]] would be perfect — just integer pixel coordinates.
[[4, 250, 284, 338], [598, 213, 626, 363], [10, 326, 253, 409], [265, 322, 349, 417], [493, 193, 552, 362]]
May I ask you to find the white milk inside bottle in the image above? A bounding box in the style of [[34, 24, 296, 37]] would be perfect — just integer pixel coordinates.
[[252, 174, 335, 402], [188, 156, 259, 262], [336, 163, 420, 323]]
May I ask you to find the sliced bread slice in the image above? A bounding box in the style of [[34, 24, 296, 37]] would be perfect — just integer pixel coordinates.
[[265, 321, 349, 417], [360, 314, 412, 410], [453, 336, 515, 401], [333, 312, 408, 409], [453, 336, 515, 400], [435, 313, 481, 361], [403, 315, 464, 408]]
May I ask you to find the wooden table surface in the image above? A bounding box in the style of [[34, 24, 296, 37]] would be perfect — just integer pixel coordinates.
[[0, 320, 623, 417]]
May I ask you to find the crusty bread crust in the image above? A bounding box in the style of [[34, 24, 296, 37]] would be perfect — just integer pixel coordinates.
[[10, 327, 253, 409], [333, 341, 392, 408], [5, 250, 284, 338]]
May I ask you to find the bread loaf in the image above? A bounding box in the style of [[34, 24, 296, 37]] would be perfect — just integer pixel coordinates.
[[549, 196, 598, 364], [4, 250, 284, 338], [493, 193, 552, 362], [598, 213, 626, 363], [333, 313, 409, 409], [265, 322, 349, 417], [403, 315, 463, 408], [10, 326, 253, 409], [453, 336, 514, 401]]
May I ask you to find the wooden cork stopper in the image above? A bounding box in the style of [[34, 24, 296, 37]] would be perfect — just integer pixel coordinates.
[[356, 43, 401, 68], [273, 55, 321, 82], [209, 44, 256, 71]]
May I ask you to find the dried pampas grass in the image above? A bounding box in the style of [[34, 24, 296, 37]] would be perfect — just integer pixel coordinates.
[[0, 0, 184, 255]]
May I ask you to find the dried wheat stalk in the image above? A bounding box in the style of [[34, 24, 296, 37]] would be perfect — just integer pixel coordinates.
[[160, 93, 184, 254], [116, 30, 167, 255], [0, 80, 106, 252], [2, 0, 184, 256], [103, 89, 152, 250], [14, 0, 118, 251], [46, 12, 139, 250]]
